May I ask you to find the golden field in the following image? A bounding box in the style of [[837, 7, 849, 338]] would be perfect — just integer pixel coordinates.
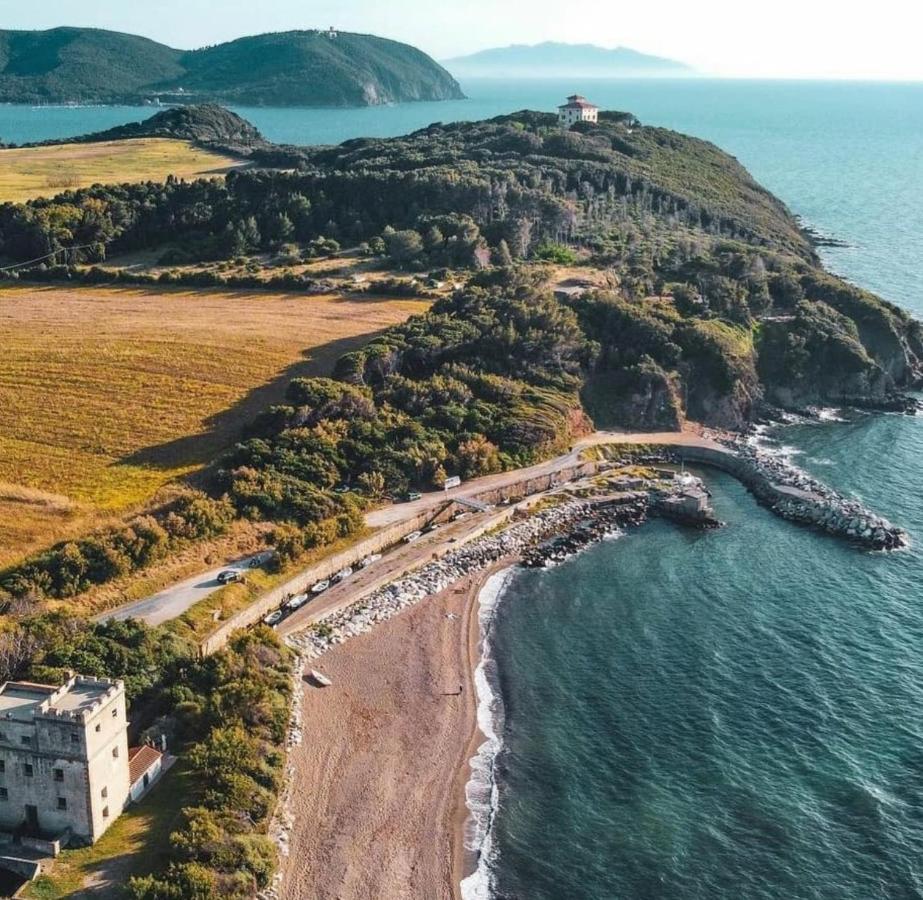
[[0, 284, 429, 566], [0, 137, 245, 203]]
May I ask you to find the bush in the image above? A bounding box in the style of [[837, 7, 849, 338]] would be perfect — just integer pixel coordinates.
[[533, 242, 578, 265]]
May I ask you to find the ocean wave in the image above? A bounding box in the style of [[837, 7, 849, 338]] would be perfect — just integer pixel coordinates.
[[460, 567, 518, 900]]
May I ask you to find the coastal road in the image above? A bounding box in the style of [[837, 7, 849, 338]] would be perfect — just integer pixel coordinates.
[[99, 428, 724, 628], [366, 427, 725, 527], [276, 503, 513, 639], [94, 552, 270, 627]]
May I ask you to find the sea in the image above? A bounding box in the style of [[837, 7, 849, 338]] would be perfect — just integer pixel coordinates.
[[5, 79, 923, 899]]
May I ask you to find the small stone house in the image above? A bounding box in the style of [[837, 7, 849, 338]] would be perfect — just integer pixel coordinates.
[[128, 745, 163, 802]]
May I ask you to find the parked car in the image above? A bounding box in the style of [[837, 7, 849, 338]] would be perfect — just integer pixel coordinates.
[[217, 569, 244, 585], [359, 554, 382, 568], [263, 610, 283, 627], [407, 491, 422, 502], [404, 531, 422, 544]]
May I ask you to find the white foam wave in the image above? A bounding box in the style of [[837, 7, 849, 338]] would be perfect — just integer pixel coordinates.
[[811, 406, 847, 422], [460, 568, 517, 900]]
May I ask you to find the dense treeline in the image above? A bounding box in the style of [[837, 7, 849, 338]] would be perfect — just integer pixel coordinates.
[[220, 275, 593, 518], [128, 629, 292, 899], [0, 491, 234, 602], [0, 111, 814, 269]]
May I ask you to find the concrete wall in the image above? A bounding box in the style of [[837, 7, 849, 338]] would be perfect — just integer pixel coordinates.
[[198, 460, 603, 656], [199, 507, 444, 656]]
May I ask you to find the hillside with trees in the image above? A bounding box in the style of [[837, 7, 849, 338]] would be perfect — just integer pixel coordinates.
[[0, 27, 464, 106]]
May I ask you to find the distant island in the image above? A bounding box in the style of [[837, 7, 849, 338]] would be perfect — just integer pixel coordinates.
[[0, 26, 465, 107], [443, 41, 695, 78]]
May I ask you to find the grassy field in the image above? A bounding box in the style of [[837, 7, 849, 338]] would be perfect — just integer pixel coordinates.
[[22, 763, 194, 899], [0, 284, 429, 567], [0, 138, 245, 203]]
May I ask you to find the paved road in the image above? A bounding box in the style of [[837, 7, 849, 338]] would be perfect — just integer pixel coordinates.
[[95, 552, 270, 627], [99, 429, 722, 628], [276, 506, 507, 638], [366, 428, 723, 527]]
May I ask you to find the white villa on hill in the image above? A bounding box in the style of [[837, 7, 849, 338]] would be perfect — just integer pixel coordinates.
[[558, 94, 599, 127]]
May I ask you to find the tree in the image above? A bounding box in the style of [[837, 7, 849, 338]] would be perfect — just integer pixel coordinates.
[[386, 229, 424, 265], [357, 470, 386, 499], [493, 239, 514, 268]]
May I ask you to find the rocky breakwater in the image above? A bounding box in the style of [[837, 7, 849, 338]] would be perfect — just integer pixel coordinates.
[[722, 436, 907, 550], [288, 497, 643, 659]]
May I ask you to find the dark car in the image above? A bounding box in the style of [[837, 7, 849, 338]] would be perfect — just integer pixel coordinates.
[[217, 569, 244, 585]]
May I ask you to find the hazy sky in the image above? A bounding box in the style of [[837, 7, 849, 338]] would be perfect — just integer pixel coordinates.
[[3, 0, 922, 80]]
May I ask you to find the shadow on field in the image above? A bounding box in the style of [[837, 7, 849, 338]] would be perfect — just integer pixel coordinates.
[[118, 329, 389, 474]]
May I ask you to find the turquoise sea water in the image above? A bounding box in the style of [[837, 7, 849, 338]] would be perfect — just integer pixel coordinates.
[[4, 80, 923, 898]]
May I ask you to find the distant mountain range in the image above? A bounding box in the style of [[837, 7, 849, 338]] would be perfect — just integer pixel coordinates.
[[0, 27, 465, 107], [444, 42, 695, 78]]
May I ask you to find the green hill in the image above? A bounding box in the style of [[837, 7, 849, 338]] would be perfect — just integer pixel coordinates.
[[0, 27, 464, 107], [0, 27, 184, 102]]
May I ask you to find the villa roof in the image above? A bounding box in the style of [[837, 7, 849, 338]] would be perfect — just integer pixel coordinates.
[[559, 95, 598, 110]]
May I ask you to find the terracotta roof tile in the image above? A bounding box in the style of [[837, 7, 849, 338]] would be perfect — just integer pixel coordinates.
[[128, 745, 162, 785]]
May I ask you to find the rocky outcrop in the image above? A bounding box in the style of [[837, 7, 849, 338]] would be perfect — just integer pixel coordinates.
[[47, 105, 267, 155]]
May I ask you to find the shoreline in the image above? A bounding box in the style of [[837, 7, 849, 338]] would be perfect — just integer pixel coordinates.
[[274, 557, 514, 900], [451, 561, 516, 900]]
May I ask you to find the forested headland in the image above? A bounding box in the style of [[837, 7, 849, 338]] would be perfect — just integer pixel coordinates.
[[2, 106, 920, 602]]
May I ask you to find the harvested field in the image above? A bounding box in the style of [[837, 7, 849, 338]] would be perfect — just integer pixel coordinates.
[[0, 137, 245, 203], [0, 284, 428, 565]]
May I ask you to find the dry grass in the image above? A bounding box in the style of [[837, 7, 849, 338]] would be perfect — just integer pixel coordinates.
[[0, 137, 245, 203], [0, 284, 429, 566]]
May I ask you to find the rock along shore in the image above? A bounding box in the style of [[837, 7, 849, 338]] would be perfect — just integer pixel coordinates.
[[636, 431, 908, 551]]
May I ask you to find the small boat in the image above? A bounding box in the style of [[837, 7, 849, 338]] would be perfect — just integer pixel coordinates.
[[285, 593, 309, 611], [308, 669, 332, 687], [333, 567, 353, 582], [359, 553, 381, 568], [263, 610, 283, 626], [311, 580, 330, 593]]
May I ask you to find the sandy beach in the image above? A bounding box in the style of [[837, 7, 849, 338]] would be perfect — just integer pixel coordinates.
[[279, 563, 507, 900]]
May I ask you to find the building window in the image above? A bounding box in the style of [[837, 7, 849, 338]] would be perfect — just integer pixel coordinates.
[[24, 764, 33, 777], [56, 797, 67, 811], [70, 732, 79, 744], [95, 724, 101, 733], [0, 788, 7, 800], [112, 708, 118, 718], [111, 746, 119, 759], [53, 768, 64, 782], [0, 732, 6, 742], [101, 786, 108, 799], [102, 806, 109, 818], [20, 735, 31, 746], [0, 760, 5, 773]]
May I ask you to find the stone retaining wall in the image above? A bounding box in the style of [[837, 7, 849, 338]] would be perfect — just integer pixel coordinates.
[[198, 460, 602, 655]]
